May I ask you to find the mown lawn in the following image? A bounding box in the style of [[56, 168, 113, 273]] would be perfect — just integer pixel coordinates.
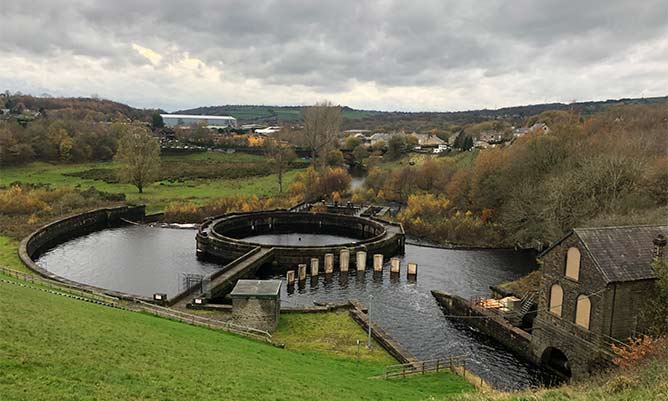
[[0, 236, 25, 272], [0, 281, 473, 401], [273, 311, 395, 365], [0, 153, 302, 213]]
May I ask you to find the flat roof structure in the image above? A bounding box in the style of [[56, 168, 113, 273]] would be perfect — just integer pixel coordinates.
[[230, 280, 281, 299], [160, 114, 237, 128]]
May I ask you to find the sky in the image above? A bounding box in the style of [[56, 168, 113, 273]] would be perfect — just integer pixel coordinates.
[[1, 0, 667, 112]]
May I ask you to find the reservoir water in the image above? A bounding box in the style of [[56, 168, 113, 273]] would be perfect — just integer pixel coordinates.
[[37, 225, 548, 390], [243, 233, 357, 246]]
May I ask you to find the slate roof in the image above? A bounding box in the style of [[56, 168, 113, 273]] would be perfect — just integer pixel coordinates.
[[573, 225, 668, 283]]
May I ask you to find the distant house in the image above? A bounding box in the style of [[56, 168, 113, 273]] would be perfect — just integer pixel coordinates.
[[513, 127, 529, 138], [473, 140, 490, 149], [531, 225, 667, 378], [413, 133, 446, 146], [478, 131, 504, 143], [369, 133, 391, 145], [529, 122, 550, 134]]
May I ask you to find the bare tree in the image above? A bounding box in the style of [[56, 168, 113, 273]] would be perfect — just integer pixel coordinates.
[[114, 125, 160, 193], [265, 138, 296, 193], [302, 100, 342, 169]]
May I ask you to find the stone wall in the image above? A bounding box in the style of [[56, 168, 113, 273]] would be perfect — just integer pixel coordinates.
[[232, 297, 280, 332], [18, 205, 147, 301], [431, 290, 533, 361], [197, 211, 405, 269], [531, 233, 615, 378]]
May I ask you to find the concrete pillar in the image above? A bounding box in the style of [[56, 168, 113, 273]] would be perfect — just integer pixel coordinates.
[[356, 251, 367, 271], [340, 249, 350, 272], [298, 264, 307, 281], [373, 254, 384, 272], [310, 258, 319, 276], [286, 270, 295, 286], [324, 253, 334, 274], [390, 257, 401, 273], [407, 262, 418, 277]]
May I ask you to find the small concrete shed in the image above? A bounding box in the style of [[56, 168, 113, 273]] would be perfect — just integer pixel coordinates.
[[230, 280, 281, 332]]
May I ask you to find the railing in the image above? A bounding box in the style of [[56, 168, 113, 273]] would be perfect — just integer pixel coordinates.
[[384, 356, 466, 379], [0, 265, 119, 305], [0, 264, 275, 345], [135, 300, 274, 343]]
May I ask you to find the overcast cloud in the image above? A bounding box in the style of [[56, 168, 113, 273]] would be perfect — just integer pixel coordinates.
[[1, 0, 666, 111]]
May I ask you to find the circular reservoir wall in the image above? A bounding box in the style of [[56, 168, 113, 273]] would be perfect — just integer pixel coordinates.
[[196, 211, 405, 268]]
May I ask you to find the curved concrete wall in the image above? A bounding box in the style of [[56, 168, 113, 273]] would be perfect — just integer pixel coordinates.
[[197, 211, 405, 269], [18, 205, 147, 301]]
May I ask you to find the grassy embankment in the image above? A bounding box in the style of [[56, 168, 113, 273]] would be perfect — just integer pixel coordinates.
[[0, 280, 472, 401]]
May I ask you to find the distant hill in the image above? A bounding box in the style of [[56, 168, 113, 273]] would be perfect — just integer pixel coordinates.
[[1, 94, 162, 122], [173, 105, 379, 123], [175, 96, 668, 130]]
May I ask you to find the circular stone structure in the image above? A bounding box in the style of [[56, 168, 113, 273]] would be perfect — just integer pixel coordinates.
[[196, 210, 405, 269]]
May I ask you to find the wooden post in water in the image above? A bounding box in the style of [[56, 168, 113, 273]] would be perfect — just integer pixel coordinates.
[[356, 251, 367, 272], [298, 264, 307, 281], [373, 254, 383, 272], [324, 253, 334, 274], [390, 257, 400, 274], [286, 270, 295, 286], [340, 249, 350, 272], [310, 258, 319, 276]]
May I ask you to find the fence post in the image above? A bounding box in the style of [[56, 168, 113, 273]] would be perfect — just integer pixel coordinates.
[[463, 359, 466, 377], [422, 361, 425, 374], [436, 360, 440, 373]]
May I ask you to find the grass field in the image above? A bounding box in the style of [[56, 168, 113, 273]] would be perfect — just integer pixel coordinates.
[[0, 152, 302, 213], [273, 311, 395, 365], [0, 236, 24, 272], [0, 280, 472, 401]]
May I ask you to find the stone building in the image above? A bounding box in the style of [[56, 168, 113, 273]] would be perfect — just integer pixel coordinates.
[[530, 225, 667, 379], [230, 280, 281, 332]]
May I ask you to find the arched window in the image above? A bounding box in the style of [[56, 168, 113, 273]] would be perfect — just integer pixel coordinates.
[[565, 247, 581, 281], [575, 295, 591, 330], [549, 284, 563, 317]]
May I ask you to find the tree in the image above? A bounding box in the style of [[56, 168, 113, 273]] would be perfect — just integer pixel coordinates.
[[462, 135, 474, 151], [325, 148, 345, 167], [386, 135, 407, 160], [265, 139, 296, 193], [352, 144, 369, 165], [302, 101, 342, 168], [114, 125, 160, 193], [151, 113, 164, 129], [343, 135, 362, 150]]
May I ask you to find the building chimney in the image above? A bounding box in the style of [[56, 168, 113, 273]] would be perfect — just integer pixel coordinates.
[[653, 234, 667, 258]]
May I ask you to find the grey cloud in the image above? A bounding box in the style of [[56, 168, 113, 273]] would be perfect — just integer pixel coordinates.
[[0, 0, 666, 110]]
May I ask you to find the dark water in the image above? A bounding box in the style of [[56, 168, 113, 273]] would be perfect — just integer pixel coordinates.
[[244, 233, 356, 246], [263, 242, 549, 390], [37, 226, 219, 298], [37, 227, 548, 390]]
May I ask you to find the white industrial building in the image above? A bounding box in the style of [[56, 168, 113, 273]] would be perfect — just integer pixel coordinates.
[[160, 114, 237, 128]]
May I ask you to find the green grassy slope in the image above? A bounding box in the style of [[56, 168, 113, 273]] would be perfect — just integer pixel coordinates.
[[0, 154, 301, 213], [0, 281, 472, 401]]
